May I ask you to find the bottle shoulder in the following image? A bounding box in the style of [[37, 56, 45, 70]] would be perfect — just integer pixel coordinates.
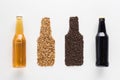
[[37, 35, 55, 43], [13, 34, 26, 41], [96, 32, 108, 37], [65, 32, 83, 43], [65, 31, 83, 39]]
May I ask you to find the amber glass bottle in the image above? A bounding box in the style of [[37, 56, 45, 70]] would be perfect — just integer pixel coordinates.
[[13, 16, 26, 68]]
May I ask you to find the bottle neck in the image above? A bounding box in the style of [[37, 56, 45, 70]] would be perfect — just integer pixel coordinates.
[[98, 18, 106, 33], [16, 16, 23, 34], [69, 17, 79, 32], [40, 17, 51, 37]]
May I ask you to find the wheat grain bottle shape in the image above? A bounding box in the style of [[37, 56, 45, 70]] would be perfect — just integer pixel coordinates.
[[37, 17, 55, 66]]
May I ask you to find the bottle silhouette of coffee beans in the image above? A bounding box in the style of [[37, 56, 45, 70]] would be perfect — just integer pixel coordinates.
[[65, 17, 84, 66]]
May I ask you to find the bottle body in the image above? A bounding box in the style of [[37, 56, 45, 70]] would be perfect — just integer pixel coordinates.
[[37, 36, 55, 66], [96, 34, 108, 66], [65, 32, 83, 66], [13, 34, 26, 67]]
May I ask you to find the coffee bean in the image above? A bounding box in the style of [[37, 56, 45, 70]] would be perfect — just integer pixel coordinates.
[[65, 17, 84, 66]]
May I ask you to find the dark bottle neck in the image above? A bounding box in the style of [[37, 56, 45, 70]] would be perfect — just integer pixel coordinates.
[[69, 17, 79, 32], [98, 18, 106, 33]]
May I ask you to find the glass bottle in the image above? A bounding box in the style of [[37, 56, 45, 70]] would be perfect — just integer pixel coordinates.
[[13, 16, 26, 68], [96, 18, 109, 67]]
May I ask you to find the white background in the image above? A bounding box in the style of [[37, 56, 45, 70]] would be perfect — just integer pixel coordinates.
[[0, 0, 120, 80]]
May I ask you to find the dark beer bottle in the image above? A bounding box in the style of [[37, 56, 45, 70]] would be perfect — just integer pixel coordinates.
[[96, 18, 109, 67]]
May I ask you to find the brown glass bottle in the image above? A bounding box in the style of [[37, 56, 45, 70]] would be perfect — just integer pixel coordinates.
[[13, 16, 26, 68], [96, 18, 109, 67]]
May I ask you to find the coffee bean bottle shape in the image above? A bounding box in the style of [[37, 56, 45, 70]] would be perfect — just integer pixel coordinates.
[[65, 17, 84, 66], [37, 17, 55, 66], [13, 16, 26, 68], [96, 18, 109, 67]]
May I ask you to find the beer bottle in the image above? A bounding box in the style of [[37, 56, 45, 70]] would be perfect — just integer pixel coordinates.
[[96, 18, 109, 67], [13, 16, 26, 68]]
